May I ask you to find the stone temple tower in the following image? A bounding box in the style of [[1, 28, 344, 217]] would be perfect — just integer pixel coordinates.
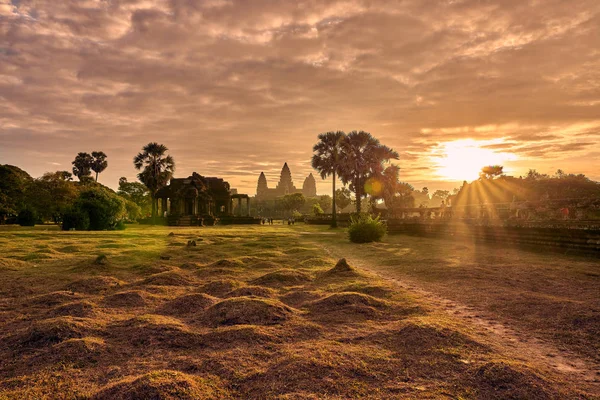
[[257, 172, 268, 198], [302, 173, 317, 198], [276, 163, 295, 195]]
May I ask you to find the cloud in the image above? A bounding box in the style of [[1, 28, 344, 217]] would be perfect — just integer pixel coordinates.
[[1, 0, 599, 193]]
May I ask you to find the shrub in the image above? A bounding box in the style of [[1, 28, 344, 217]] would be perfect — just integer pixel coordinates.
[[312, 203, 324, 216], [114, 220, 126, 230], [348, 213, 386, 243], [123, 199, 142, 222], [17, 209, 37, 226], [62, 208, 90, 231]]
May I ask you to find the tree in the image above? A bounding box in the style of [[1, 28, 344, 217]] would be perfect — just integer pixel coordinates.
[[26, 171, 79, 223], [91, 151, 108, 182], [64, 186, 126, 231], [312, 203, 324, 216], [335, 187, 353, 211], [118, 177, 151, 216], [0, 164, 32, 219], [133, 142, 175, 223], [312, 131, 346, 227], [480, 165, 504, 180], [316, 195, 332, 213], [422, 187, 429, 195], [432, 190, 450, 201], [72, 152, 93, 181], [338, 131, 399, 213], [281, 193, 306, 216]]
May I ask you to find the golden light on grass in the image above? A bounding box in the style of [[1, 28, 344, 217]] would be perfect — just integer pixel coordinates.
[[431, 139, 517, 181]]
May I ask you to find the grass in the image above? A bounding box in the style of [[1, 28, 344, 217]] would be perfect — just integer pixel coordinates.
[[0, 224, 597, 398]]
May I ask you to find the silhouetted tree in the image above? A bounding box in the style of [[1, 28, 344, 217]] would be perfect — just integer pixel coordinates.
[[72, 152, 93, 181], [312, 131, 346, 227], [338, 131, 399, 213], [118, 177, 151, 216], [133, 143, 175, 223], [281, 193, 306, 216], [335, 187, 353, 211], [480, 165, 504, 180], [91, 151, 108, 182], [26, 171, 78, 223]]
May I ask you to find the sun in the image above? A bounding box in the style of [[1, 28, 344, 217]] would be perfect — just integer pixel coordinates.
[[431, 139, 517, 181]]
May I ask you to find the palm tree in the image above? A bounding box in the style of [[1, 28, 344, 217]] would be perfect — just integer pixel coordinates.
[[90, 151, 108, 182], [72, 152, 93, 181], [133, 143, 175, 223], [339, 131, 399, 213], [311, 131, 346, 227]]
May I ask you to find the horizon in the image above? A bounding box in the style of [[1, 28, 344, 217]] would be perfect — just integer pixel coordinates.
[[2, 1, 600, 195]]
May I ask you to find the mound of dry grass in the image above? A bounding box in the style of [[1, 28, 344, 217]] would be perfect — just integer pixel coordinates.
[[306, 292, 388, 322], [159, 293, 217, 317], [299, 257, 334, 268], [198, 279, 243, 297], [27, 291, 83, 307], [251, 270, 312, 287], [66, 276, 125, 294], [198, 325, 276, 349], [224, 286, 276, 299], [466, 362, 557, 399], [207, 259, 245, 269], [142, 271, 192, 286], [0, 257, 29, 271], [278, 291, 322, 308], [36, 337, 105, 367], [48, 301, 97, 318], [91, 370, 229, 400], [203, 297, 295, 327], [21, 317, 98, 347], [317, 258, 360, 280], [339, 284, 394, 299], [249, 261, 283, 270], [103, 291, 147, 308], [109, 315, 200, 349]]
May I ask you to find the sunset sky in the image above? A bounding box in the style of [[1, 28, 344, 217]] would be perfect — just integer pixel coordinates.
[[1, 0, 599, 195]]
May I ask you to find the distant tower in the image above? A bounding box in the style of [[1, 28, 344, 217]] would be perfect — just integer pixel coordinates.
[[276, 162, 295, 195], [257, 172, 268, 198], [302, 173, 317, 197]]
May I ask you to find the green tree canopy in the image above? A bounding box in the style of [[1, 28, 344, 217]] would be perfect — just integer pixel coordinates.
[[72, 152, 93, 181], [312, 131, 346, 227], [134, 142, 175, 222], [91, 151, 108, 182]]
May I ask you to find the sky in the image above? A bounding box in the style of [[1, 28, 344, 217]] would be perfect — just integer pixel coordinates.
[[1, 0, 599, 196]]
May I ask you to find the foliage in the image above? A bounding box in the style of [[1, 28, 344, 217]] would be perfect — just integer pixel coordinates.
[[134, 142, 175, 221], [347, 213, 386, 243], [26, 171, 78, 223], [312, 202, 324, 215], [338, 131, 399, 213], [91, 151, 108, 182], [480, 165, 504, 180], [281, 193, 306, 214], [17, 209, 37, 226], [312, 131, 346, 227], [124, 199, 142, 222], [72, 152, 93, 181], [316, 195, 332, 213], [335, 187, 353, 211], [61, 207, 90, 231], [65, 186, 127, 230], [292, 210, 303, 219], [0, 164, 32, 217], [118, 177, 151, 217]]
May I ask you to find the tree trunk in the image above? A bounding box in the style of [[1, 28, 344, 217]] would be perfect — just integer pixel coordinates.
[[151, 195, 156, 225], [355, 177, 362, 214], [95, 172, 98, 182], [331, 171, 337, 228]]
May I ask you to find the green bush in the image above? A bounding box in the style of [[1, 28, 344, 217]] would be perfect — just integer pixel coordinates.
[[312, 203, 324, 216], [348, 213, 386, 243], [17, 209, 37, 226], [62, 208, 90, 231]]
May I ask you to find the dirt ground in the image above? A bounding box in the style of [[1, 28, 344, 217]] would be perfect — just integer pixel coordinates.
[[0, 224, 598, 399]]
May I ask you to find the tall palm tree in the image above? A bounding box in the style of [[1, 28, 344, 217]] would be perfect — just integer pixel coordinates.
[[311, 131, 346, 228], [72, 152, 93, 181], [133, 143, 175, 223], [339, 131, 399, 213], [91, 151, 108, 182]]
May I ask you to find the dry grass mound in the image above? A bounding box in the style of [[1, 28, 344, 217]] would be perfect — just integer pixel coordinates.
[[103, 291, 147, 308], [340, 284, 394, 299], [48, 301, 97, 318], [199, 279, 243, 297], [203, 297, 295, 327], [279, 291, 322, 308], [20, 317, 96, 347], [109, 315, 200, 349], [299, 257, 333, 268], [37, 337, 105, 366], [249, 261, 283, 270], [27, 291, 83, 307], [466, 362, 557, 399], [318, 258, 360, 279], [92, 370, 228, 400], [207, 259, 245, 269], [306, 292, 388, 321], [159, 293, 217, 317], [224, 286, 276, 299], [66, 276, 125, 294], [142, 271, 192, 287], [0, 257, 29, 271], [198, 325, 276, 349], [251, 270, 312, 287]]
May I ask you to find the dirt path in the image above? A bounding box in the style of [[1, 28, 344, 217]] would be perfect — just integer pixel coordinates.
[[315, 240, 600, 395]]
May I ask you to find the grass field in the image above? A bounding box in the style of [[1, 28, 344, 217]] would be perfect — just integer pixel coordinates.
[[0, 224, 598, 399]]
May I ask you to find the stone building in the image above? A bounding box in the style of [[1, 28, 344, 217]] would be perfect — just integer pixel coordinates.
[[155, 172, 252, 226], [256, 163, 317, 200]]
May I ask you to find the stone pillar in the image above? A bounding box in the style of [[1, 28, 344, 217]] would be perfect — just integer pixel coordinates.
[[162, 198, 167, 216], [193, 196, 198, 215], [247, 198, 250, 216], [237, 198, 242, 216]]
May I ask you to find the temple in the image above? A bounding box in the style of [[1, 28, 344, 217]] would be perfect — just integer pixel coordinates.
[[155, 172, 255, 226], [256, 163, 317, 200]]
